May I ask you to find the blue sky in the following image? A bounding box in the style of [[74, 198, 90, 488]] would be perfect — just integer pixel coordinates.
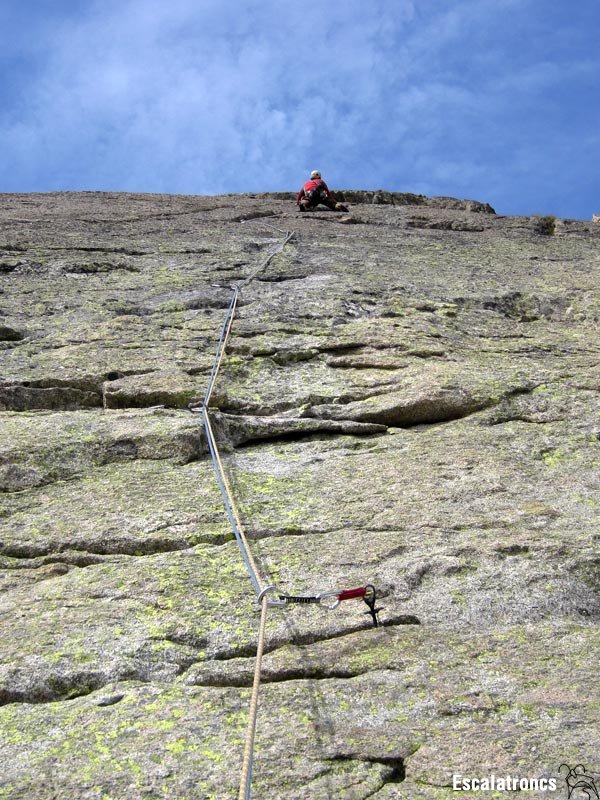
[[1, 0, 598, 218]]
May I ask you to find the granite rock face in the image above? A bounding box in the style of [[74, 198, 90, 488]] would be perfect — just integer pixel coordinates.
[[0, 191, 599, 799]]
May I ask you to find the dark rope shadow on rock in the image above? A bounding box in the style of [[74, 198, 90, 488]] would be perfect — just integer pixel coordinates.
[[263, 606, 409, 798]]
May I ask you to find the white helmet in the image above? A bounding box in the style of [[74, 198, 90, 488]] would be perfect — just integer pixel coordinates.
[[310, 170, 321, 179]]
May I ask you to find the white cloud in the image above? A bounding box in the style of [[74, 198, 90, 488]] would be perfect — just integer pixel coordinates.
[[1, 1, 421, 191]]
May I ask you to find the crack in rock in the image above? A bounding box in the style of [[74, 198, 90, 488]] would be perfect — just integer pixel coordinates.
[[304, 382, 535, 428], [185, 614, 420, 687], [213, 411, 387, 447], [0, 671, 125, 706], [0, 383, 102, 412], [329, 756, 406, 790], [0, 536, 218, 560]]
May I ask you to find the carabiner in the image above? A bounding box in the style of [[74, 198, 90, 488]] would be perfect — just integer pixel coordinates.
[[316, 590, 341, 610], [257, 585, 287, 608]]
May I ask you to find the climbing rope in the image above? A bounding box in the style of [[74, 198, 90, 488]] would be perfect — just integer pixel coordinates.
[[196, 219, 381, 799], [203, 289, 239, 408], [237, 223, 295, 288], [200, 405, 265, 595], [238, 594, 269, 800]]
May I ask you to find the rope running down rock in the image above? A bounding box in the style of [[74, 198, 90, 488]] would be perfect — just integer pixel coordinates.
[[197, 219, 380, 799]]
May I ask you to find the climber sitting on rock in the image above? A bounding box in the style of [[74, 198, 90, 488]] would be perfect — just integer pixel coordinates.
[[296, 170, 348, 212]]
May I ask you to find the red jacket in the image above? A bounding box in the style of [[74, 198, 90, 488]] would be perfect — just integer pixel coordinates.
[[297, 178, 331, 203]]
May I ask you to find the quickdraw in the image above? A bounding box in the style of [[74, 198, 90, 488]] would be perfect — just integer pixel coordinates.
[[264, 584, 382, 627]]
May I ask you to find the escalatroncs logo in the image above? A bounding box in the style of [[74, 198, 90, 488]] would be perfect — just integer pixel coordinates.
[[559, 765, 599, 800]]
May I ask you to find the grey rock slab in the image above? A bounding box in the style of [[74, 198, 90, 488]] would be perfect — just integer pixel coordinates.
[[0, 680, 392, 800], [0, 546, 257, 704], [0, 408, 205, 491], [0, 458, 230, 560], [103, 369, 204, 409], [0, 191, 598, 799], [0, 623, 597, 799]]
